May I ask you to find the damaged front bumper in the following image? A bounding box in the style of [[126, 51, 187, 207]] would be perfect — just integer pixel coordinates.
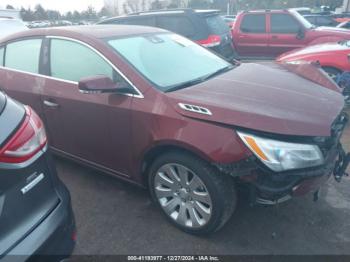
[[215, 144, 350, 206]]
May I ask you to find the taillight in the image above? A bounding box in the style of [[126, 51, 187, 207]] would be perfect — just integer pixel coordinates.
[[0, 106, 47, 164], [197, 35, 221, 48]]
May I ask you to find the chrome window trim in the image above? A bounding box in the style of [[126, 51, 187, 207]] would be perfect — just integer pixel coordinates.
[[0, 35, 144, 98], [0, 65, 78, 85], [47, 36, 144, 98]]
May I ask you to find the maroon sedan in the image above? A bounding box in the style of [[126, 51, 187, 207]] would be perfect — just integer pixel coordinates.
[[0, 25, 348, 234]]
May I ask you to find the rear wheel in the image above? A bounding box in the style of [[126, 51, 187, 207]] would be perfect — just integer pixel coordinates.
[[322, 66, 342, 80], [148, 151, 237, 235]]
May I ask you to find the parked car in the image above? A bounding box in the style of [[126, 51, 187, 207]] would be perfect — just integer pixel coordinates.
[[0, 18, 27, 39], [28, 20, 50, 28], [98, 9, 237, 60], [337, 21, 350, 29], [277, 40, 350, 80], [231, 9, 350, 59], [290, 7, 312, 15], [304, 14, 339, 27], [222, 16, 235, 28], [0, 91, 75, 258], [0, 25, 348, 234], [333, 13, 350, 23]]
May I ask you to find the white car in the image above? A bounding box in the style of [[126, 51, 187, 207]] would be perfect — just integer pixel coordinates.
[[0, 18, 28, 39]]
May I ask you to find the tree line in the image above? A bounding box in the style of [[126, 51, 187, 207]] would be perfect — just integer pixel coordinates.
[[5, 4, 111, 22], [183, 0, 343, 13]]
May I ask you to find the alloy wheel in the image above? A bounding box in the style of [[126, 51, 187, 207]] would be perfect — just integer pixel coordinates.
[[154, 163, 212, 228]]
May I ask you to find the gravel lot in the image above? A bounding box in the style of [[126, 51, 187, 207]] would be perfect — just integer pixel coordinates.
[[57, 110, 350, 255]]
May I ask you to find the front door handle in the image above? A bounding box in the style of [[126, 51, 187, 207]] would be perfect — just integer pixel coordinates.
[[43, 100, 59, 108], [271, 35, 278, 39]]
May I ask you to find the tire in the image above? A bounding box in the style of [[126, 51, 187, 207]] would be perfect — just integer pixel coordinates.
[[322, 67, 342, 81], [148, 151, 237, 235]]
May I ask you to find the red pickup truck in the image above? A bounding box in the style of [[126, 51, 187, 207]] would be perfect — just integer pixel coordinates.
[[232, 9, 350, 59]]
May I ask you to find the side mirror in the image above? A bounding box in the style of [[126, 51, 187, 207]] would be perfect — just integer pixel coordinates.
[[296, 27, 305, 40], [78, 75, 118, 94]]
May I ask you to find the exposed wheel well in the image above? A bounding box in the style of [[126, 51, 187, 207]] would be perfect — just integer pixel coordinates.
[[141, 145, 207, 187]]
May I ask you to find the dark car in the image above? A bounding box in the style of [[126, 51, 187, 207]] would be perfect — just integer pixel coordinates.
[[304, 14, 339, 27], [98, 9, 237, 60], [337, 21, 350, 29], [0, 25, 348, 234], [0, 92, 75, 259]]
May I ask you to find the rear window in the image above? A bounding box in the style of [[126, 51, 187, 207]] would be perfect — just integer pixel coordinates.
[[206, 15, 230, 35], [240, 14, 266, 33], [157, 16, 195, 37]]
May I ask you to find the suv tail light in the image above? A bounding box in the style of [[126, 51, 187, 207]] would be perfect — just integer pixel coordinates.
[[0, 106, 47, 164], [197, 35, 221, 47]]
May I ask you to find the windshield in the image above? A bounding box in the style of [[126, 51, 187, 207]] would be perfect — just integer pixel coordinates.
[[290, 10, 314, 29], [107, 33, 231, 92]]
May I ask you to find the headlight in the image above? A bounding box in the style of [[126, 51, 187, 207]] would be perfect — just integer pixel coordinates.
[[237, 131, 324, 172]]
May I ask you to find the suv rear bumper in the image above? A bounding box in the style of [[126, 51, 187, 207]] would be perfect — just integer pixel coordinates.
[[2, 174, 75, 261]]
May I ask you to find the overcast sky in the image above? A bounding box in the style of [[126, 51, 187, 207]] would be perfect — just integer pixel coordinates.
[[1, 0, 105, 13]]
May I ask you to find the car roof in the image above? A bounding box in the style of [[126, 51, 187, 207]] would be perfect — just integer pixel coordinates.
[[241, 9, 290, 14], [100, 8, 221, 23], [129, 8, 220, 16], [1, 25, 167, 43]]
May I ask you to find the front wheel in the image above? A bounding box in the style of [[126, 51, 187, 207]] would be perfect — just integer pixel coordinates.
[[148, 151, 237, 235]]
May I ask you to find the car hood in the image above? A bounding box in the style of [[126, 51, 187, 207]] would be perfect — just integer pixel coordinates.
[[277, 41, 349, 60], [314, 26, 350, 34], [166, 62, 344, 137]]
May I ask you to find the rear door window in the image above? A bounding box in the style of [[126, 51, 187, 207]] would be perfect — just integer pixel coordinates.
[[206, 15, 230, 35], [270, 14, 300, 34], [240, 14, 266, 33], [156, 16, 196, 37], [5, 39, 42, 74]]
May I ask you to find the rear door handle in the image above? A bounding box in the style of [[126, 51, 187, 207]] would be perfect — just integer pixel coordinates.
[[271, 35, 278, 39], [43, 100, 59, 108]]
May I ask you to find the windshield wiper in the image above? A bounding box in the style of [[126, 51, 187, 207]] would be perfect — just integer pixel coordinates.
[[201, 65, 234, 82], [165, 66, 234, 93], [165, 77, 207, 93]]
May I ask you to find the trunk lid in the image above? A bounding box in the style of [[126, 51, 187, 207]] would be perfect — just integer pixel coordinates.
[[167, 62, 344, 137]]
